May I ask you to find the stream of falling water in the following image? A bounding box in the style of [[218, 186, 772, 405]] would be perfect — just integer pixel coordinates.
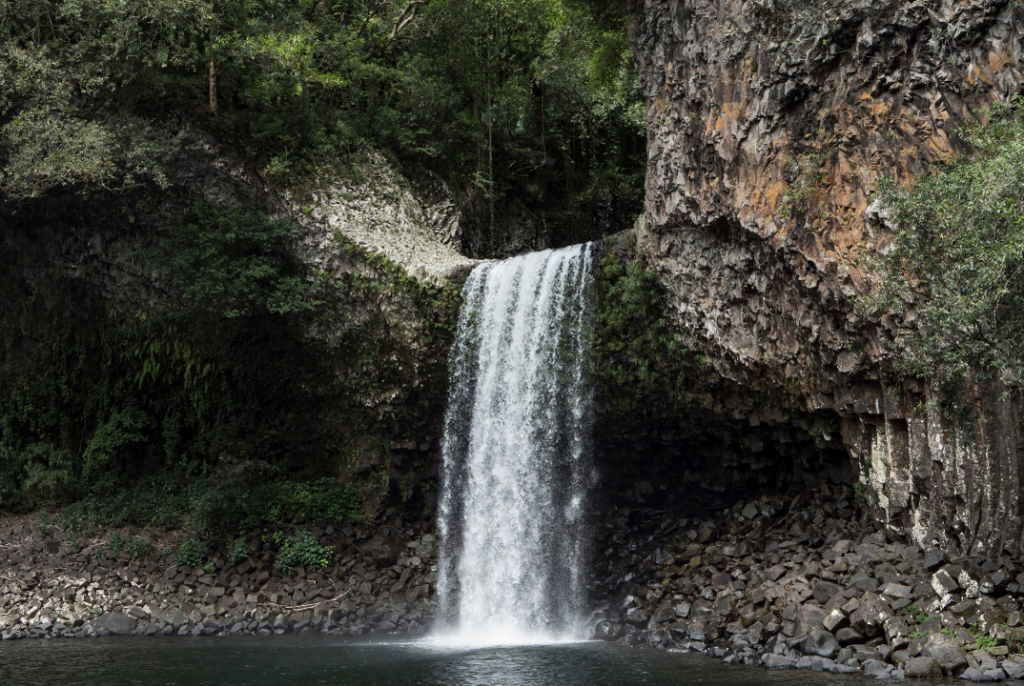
[[435, 243, 597, 646]]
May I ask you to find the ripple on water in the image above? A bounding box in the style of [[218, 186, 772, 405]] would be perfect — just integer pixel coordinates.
[[1, 635, 871, 686]]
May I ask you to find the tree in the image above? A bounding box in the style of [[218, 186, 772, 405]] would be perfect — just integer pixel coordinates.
[[869, 96, 1024, 395]]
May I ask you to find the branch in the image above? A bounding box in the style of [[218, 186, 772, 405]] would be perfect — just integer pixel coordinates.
[[263, 588, 351, 612], [387, 0, 430, 44]]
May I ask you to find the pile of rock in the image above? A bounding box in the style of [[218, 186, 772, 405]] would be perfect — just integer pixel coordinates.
[[592, 490, 1024, 681], [0, 517, 439, 641]]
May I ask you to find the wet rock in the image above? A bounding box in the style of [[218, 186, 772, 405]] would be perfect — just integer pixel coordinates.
[[905, 656, 943, 678], [594, 620, 623, 641], [762, 654, 796, 669], [94, 612, 135, 636], [799, 629, 839, 658]]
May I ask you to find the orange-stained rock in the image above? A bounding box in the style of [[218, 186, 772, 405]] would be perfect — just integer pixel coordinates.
[[629, 0, 1024, 555]]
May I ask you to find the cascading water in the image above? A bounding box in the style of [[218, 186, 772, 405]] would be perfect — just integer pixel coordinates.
[[436, 243, 597, 645]]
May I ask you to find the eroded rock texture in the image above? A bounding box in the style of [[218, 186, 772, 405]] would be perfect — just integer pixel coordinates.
[[629, 0, 1024, 555]]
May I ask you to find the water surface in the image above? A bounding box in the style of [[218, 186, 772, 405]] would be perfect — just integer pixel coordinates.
[[2, 636, 869, 686]]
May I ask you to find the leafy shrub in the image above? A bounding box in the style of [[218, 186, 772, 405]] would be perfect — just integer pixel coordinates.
[[275, 531, 333, 575], [227, 537, 254, 566], [177, 536, 206, 568], [869, 96, 1024, 399], [969, 623, 999, 649], [106, 531, 151, 558]]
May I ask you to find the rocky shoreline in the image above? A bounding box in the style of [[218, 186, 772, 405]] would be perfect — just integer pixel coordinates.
[[0, 515, 439, 641], [592, 486, 1024, 682], [8, 493, 1024, 684]]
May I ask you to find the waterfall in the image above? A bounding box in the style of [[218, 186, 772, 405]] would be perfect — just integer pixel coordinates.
[[436, 243, 597, 645]]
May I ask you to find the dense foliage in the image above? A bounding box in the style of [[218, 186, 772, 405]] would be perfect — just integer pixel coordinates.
[[0, 0, 644, 253], [869, 96, 1024, 396], [593, 238, 720, 431], [0, 204, 455, 529]]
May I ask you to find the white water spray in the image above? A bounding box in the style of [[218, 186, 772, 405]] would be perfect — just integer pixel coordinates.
[[436, 243, 596, 645]]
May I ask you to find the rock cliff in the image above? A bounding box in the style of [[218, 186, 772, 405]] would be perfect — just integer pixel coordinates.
[[629, 0, 1024, 554]]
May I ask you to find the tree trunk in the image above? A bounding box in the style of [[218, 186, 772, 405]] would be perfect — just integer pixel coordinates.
[[488, 87, 494, 254], [209, 30, 218, 117]]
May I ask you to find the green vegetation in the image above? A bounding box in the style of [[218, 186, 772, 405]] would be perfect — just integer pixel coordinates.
[[0, 0, 644, 251], [896, 604, 929, 624], [106, 531, 154, 559], [227, 537, 254, 566], [869, 96, 1024, 405], [0, 202, 454, 530], [176, 536, 206, 568], [593, 238, 702, 428], [275, 530, 333, 574], [968, 623, 999, 649]]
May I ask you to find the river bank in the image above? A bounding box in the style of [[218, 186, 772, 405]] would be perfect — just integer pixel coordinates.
[[592, 485, 1024, 682], [7, 489, 1024, 684], [0, 514, 439, 641]]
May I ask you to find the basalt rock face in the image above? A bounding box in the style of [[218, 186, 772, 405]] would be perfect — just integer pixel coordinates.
[[629, 0, 1024, 555]]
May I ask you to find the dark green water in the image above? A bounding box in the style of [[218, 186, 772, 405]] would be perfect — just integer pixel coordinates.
[[0, 636, 867, 686]]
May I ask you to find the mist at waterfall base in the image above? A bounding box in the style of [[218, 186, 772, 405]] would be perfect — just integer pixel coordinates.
[[434, 243, 597, 646]]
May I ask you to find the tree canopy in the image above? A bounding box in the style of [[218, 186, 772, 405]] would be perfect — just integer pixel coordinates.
[[0, 0, 644, 251]]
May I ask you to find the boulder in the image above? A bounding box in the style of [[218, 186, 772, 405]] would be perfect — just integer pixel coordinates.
[[861, 659, 889, 676], [849, 597, 891, 638], [359, 536, 404, 566], [836, 627, 866, 645], [793, 604, 826, 637], [813, 581, 843, 605], [762, 654, 796, 669], [905, 656, 943, 678], [823, 608, 849, 632], [799, 629, 839, 658], [933, 569, 961, 596], [923, 549, 949, 572], [94, 612, 135, 636], [921, 632, 969, 675], [593, 620, 623, 641]]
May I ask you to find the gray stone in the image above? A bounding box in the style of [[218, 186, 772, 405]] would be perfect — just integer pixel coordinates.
[[850, 572, 879, 593], [836, 627, 866, 645], [1002, 661, 1024, 679], [823, 608, 849, 632], [762, 654, 796, 669], [922, 632, 969, 675], [94, 612, 135, 636], [933, 569, 961, 596], [905, 656, 943, 678], [862, 659, 889, 676], [849, 597, 891, 638], [924, 549, 949, 572], [800, 629, 839, 658], [960, 667, 992, 681], [882, 583, 914, 600], [814, 581, 842, 605], [794, 604, 826, 637]]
